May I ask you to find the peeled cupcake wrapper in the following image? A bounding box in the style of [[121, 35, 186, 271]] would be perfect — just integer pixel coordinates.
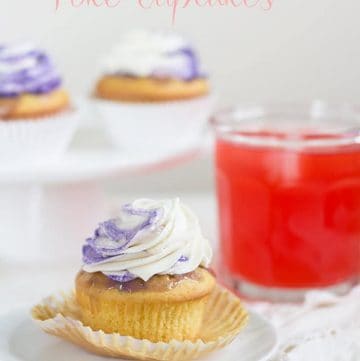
[[0, 109, 81, 166], [32, 285, 248, 361], [94, 95, 215, 152]]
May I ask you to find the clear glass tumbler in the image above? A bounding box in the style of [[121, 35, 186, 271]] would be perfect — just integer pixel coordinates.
[[211, 103, 360, 301]]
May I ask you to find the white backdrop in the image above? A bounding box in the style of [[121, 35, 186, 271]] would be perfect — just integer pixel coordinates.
[[2, 0, 360, 192]]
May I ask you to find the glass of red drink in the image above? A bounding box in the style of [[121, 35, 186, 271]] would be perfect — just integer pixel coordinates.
[[212, 103, 360, 301]]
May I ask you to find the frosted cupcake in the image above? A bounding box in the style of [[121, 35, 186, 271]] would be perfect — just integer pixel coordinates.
[[94, 30, 214, 151], [0, 43, 79, 164], [75, 198, 216, 342]]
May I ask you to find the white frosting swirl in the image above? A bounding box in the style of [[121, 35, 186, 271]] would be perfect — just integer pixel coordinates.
[[83, 198, 212, 281], [101, 29, 203, 80]]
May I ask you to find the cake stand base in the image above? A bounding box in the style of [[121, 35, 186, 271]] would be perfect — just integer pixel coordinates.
[[0, 183, 107, 264]]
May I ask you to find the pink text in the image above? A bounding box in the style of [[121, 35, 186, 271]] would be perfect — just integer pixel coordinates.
[[55, 0, 121, 11]]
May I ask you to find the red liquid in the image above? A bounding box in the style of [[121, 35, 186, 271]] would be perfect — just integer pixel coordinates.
[[216, 136, 360, 288]]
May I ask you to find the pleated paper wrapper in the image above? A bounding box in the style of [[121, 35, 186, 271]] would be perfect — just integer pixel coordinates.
[[32, 285, 248, 361], [0, 108, 80, 165], [94, 95, 215, 152]]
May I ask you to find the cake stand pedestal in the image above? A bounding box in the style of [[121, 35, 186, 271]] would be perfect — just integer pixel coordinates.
[[0, 143, 204, 265]]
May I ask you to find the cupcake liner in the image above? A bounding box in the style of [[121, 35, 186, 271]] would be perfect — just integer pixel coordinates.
[[77, 288, 209, 342], [0, 109, 81, 166], [32, 285, 248, 361], [94, 95, 215, 152]]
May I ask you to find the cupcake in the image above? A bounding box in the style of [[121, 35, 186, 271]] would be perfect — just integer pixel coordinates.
[[33, 197, 248, 358], [94, 30, 214, 151], [75, 198, 216, 342], [0, 43, 80, 164]]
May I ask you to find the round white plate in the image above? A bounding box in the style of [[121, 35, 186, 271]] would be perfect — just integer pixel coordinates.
[[0, 142, 204, 184], [0, 309, 277, 361]]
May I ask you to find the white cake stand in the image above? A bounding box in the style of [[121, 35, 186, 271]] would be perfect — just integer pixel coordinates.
[[0, 134, 205, 265]]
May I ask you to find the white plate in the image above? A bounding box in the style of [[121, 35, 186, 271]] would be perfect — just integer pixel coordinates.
[[0, 308, 277, 361], [0, 142, 204, 184], [0, 95, 212, 184]]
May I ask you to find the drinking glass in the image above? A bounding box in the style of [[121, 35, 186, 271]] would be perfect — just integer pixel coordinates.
[[211, 103, 360, 301]]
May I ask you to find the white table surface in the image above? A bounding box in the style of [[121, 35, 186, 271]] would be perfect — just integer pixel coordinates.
[[1, 193, 359, 361]]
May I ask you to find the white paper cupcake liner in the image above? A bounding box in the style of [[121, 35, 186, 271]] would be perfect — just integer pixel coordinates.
[[94, 95, 215, 152], [0, 109, 81, 166], [32, 285, 248, 361]]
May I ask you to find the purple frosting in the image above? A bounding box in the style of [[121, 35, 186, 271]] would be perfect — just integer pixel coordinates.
[[0, 43, 62, 97], [107, 272, 137, 283], [150, 47, 205, 81], [82, 204, 161, 282], [178, 255, 189, 263]]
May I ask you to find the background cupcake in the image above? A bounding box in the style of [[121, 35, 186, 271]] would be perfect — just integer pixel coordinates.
[[94, 30, 214, 152], [0, 43, 80, 164]]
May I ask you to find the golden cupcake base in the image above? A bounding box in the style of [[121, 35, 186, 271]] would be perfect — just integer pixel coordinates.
[[95, 76, 209, 102], [31, 285, 248, 361], [0, 89, 70, 120]]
